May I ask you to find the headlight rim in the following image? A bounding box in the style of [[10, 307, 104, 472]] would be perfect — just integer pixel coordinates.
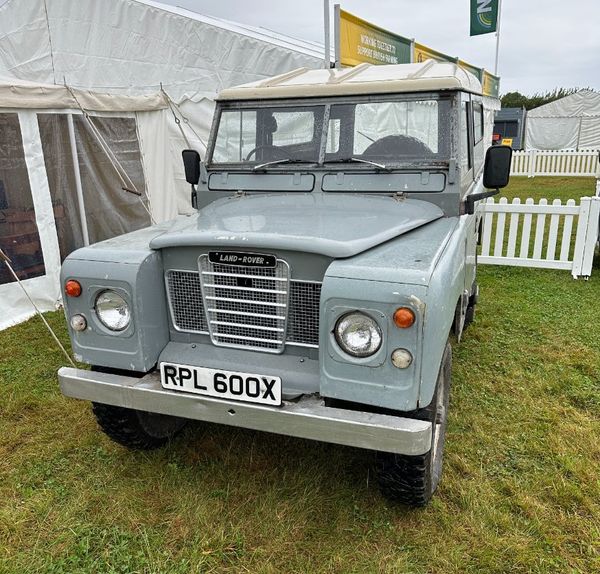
[[94, 289, 131, 332], [334, 310, 383, 359]]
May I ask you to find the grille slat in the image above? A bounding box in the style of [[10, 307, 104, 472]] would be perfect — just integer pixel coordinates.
[[210, 320, 285, 333], [166, 263, 321, 350], [205, 295, 286, 307], [203, 283, 288, 295]]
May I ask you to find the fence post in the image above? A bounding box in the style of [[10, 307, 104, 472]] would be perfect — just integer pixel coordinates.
[[580, 196, 600, 278], [572, 197, 592, 279], [528, 150, 536, 178]]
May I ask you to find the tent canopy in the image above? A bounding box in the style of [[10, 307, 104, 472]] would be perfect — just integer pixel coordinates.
[[0, 76, 168, 112], [0, 0, 326, 331], [0, 0, 325, 216], [525, 90, 600, 150], [0, 0, 324, 103]]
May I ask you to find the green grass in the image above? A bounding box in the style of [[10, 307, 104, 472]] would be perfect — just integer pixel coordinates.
[[499, 176, 597, 203], [1, 174, 599, 572], [1, 266, 599, 574]]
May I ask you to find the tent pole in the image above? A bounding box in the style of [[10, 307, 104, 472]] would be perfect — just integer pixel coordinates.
[[67, 114, 90, 247], [323, 0, 330, 69], [494, 0, 503, 75], [334, 4, 341, 69]]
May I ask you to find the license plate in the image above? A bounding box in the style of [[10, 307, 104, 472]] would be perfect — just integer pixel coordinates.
[[160, 362, 282, 406]]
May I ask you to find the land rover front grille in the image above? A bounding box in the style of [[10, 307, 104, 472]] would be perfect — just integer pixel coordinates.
[[165, 265, 321, 352]]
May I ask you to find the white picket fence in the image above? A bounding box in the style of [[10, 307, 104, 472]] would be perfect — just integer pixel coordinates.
[[511, 149, 600, 178], [480, 196, 600, 278]]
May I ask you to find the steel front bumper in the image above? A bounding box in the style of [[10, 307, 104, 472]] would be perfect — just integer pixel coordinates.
[[58, 367, 432, 455]]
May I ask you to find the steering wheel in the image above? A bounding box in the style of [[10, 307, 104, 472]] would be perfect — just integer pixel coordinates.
[[362, 135, 433, 158], [245, 145, 286, 162]]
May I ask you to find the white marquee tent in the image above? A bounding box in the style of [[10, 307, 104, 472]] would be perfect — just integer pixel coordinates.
[[0, 0, 324, 329], [525, 90, 600, 150], [0, 77, 174, 329]]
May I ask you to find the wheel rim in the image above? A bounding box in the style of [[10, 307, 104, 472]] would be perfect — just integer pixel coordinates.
[[430, 370, 449, 488]]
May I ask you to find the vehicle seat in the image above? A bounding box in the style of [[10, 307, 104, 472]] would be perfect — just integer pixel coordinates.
[[362, 135, 433, 158]]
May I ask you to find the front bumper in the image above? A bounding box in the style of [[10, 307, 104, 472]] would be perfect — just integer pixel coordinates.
[[58, 367, 432, 455]]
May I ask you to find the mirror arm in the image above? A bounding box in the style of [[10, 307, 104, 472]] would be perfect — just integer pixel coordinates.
[[199, 161, 208, 184], [465, 188, 499, 215], [191, 184, 198, 210]]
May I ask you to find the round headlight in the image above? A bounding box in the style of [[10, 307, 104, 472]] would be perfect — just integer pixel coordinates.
[[95, 290, 131, 331], [334, 312, 382, 358]]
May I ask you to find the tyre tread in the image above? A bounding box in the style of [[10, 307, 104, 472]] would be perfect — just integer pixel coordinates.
[[92, 403, 169, 450]]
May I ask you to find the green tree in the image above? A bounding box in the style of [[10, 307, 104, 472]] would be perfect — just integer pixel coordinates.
[[500, 88, 596, 110]]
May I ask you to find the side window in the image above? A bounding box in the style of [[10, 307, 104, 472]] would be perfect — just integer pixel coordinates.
[[72, 115, 150, 245], [460, 100, 472, 172], [213, 110, 257, 162], [473, 102, 484, 144], [0, 113, 46, 285]]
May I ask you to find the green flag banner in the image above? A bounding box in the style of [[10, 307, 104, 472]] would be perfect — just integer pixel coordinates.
[[470, 0, 499, 36]]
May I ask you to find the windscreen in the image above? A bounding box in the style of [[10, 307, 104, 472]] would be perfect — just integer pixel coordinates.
[[209, 97, 449, 166], [327, 99, 447, 162], [212, 105, 325, 164]]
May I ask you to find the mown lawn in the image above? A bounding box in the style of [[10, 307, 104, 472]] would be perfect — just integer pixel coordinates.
[[499, 176, 597, 203], [1, 263, 599, 574], [1, 173, 599, 572]]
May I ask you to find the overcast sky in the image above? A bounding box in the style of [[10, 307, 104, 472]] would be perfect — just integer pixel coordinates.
[[160, 0, 599, 95]]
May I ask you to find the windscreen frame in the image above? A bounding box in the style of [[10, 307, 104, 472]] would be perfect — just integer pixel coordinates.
[[207, 92, 454, 170]]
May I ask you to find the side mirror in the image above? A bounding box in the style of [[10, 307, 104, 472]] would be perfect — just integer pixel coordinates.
[[483, 145, 512, 189], [182, 149, 201, 185], [465, 146, 513, 215]]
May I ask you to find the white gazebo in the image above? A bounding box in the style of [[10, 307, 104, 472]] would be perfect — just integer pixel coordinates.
[[525, 90, 600, 150]]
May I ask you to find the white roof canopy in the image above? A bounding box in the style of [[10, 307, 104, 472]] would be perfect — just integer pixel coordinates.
[[218, 61, 484, 101]]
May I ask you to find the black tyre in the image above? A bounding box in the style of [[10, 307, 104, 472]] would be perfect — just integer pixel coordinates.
[[463, 282, 479, 331], [376, 340, 452, 506], [463, 303, 475, 330], [92, 403, 187, 450]]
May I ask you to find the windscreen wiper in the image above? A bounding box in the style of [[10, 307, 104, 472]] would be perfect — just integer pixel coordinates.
[[253, 158, 318, 171], [322, 157, 392, 171]]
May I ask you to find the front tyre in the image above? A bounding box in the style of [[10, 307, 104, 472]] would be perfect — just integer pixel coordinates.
[[376, 340, 451, 506], [92, 403, 187, 450]]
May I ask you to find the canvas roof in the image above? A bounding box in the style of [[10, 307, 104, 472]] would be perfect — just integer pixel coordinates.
[[217, 61, 484, 101]]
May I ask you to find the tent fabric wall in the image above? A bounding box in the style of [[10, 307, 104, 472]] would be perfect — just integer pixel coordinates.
[[136, 108, 178, 222], [0, 0, 324, 216], [525, 90, 600, 150]]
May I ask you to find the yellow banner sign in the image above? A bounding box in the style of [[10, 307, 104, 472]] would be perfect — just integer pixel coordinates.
[[338, 9, 411, 67], [482, 71, 500, 98], [414, 43, 453, 66]]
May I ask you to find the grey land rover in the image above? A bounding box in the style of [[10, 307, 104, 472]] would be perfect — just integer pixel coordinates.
[[58, 61, 511, 506]]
